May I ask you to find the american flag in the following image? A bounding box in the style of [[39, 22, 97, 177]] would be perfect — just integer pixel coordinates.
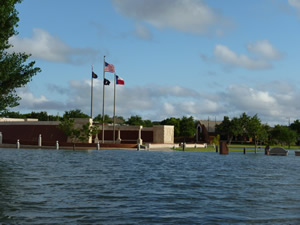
[[104, 62, 115, 73]]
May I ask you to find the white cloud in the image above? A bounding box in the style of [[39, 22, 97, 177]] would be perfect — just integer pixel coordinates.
[[289, 0, 300, 13], [214, 40, 283, 70], [163, 103, 176, 115], [214, 44, 271, 70], [16, 87, 65, 111], [112, 0, 231, 35], [8, 28, 100, 64], [247, 40, 283, 60], [14, 80, 300, 125], [225, 85, 278, 113]]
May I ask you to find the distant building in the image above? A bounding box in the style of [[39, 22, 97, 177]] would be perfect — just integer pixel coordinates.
[[196, 120, 222, 144], [0, 118, 174, 147]]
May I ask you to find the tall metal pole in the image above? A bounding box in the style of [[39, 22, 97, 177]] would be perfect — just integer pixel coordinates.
[[113, 73, 116, 143], [90, 65, 93, 119], [208, 116, 210, 133], [102, 56, 106, 143]]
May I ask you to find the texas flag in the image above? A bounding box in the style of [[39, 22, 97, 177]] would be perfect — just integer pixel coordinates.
[[116, 75, 125, 85], [104, 62, 115, 73]]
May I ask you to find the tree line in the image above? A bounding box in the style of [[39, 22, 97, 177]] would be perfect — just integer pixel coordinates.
[[216, 113, 299, 149], [0, 110, 195, 138], [1, 110, 300, 147]]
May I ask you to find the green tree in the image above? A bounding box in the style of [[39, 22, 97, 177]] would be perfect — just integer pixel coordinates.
[[280, 126, 297, 148], [114, 116, 125, 124], [215, 116, 231, 141], [215, 116, 243, 144], [93, 114, 113, 123], [212, 134, 220, 147], [24, 111, 49, 121], [0, 110, 25, 118], [180, 116, 195, 138], [143, 119, 153, 127], [290, 119, 300, 135], [257, 124, 270, 145], [126, 115, 144, 126], [0, 0, 41, 112], [271, 125, 297, 148], [270, 125, 282, 145], [239, 113, 250, 143], [58, 119, 99, 149], [62, 109, 89, 120], [245, 114, 262, 153]]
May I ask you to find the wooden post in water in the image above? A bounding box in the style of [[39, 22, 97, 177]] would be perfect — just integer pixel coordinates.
[[219, 141, 229, 155]]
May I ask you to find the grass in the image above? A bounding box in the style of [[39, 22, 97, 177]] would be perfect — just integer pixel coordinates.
[[174, 144, 300, 152]]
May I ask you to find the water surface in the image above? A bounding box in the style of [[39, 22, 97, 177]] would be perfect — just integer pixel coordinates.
[[0, 148, 300, 224]]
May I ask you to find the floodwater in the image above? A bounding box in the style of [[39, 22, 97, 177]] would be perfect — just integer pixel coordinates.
[[0, 148, 300, 224]]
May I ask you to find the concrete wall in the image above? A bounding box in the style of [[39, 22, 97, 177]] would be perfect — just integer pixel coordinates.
[[153, 125, 174, 144], [0, 118, 39, 122]]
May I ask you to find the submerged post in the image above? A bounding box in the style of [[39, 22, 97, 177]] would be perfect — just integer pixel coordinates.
[[16, 139, 20, 149], [265, 145, 270, 155], [243, 147, 246, 154], [38, 134, 42, 147], [56, 141, 59, 150], [219, 141, 229, 155], [97, 141, 100, 150], [0, 132, 2, 144]]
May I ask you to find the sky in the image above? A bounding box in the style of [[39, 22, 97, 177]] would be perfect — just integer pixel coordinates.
[[7, 0, 300, 125]]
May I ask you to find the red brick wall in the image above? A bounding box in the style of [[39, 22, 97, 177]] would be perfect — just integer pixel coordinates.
[[0, 125, 67, 145]]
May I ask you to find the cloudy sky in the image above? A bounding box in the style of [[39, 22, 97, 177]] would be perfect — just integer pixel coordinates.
[[8, 0, 300, 125]]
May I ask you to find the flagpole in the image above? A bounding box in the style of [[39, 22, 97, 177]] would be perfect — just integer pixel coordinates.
[[90, 65, 93, 119], [102, 56, 106, 143], [113, 73, 116, 143]]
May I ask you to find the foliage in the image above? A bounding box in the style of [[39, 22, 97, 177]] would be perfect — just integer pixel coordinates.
[[62, 109, 89, 120], [270, 125, 297, 148], [58, 119, 99, 148], [0, 0, 41, 112], [125, 115, 153, 127], [212, 134, 220, 146], [0, 110, 25, 118], [93, 114, 113, 123], [23, 111, 60, 121], [143, 119, 153, 127], [215, 116, 243, 144], [290, 119, 300, 135], [0, 110, 60, 121], [215, 113, 269, 152], [126, 115, 144, 126], [180, 116, 195, 138]]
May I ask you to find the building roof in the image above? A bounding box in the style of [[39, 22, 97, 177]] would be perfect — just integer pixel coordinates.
[[198, 120, 222, 133]]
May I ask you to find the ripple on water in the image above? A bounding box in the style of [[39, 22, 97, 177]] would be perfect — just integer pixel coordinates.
[[1, 149, 300, 224]]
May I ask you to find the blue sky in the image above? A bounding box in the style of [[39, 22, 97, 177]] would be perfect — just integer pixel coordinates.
[[7, 0, 300, 125]]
